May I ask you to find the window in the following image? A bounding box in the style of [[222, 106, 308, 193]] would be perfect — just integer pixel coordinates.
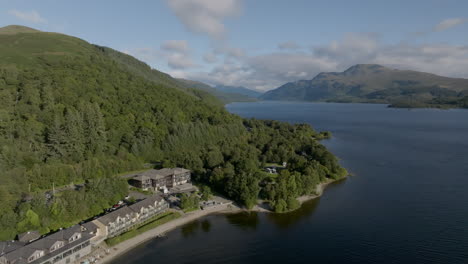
[[51, 241, 64, 252], [69, 234, 81, 242]]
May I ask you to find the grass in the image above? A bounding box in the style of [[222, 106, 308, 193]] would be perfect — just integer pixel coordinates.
[[105, 211, 181, 246], [182, 207, 199, 213], [129, 187, 153, 195]]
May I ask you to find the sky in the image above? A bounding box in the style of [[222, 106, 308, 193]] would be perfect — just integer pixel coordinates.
[[1, 0, 468, 91]]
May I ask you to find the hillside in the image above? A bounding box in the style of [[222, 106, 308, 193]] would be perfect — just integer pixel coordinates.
[[177, 79, 257, 103], [0, 25, 40, 34], [0, 25, 345, 239], [261, 64, 468, 108], [215, 85, 262, 98]]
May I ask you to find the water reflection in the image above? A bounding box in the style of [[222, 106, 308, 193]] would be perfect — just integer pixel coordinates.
[[225, 212, 259, 230], [180, 220, 200, 237], [201, 219, 211, 232]]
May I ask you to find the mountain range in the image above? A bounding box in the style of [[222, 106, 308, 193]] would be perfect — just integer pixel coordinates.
[[214, 85, 262, 98], [261, 64, 468, 108]]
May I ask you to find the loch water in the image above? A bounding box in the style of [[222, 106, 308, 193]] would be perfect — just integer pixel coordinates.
[[112, 102, 468, 264]]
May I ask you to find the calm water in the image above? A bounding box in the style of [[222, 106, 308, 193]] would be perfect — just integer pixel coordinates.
[[112, 102, 468, 264]]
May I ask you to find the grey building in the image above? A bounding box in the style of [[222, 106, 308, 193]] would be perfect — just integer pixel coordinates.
[[129, 168, 191, 192], [93, 194, 169, 239], [0, 224, 97, 264]]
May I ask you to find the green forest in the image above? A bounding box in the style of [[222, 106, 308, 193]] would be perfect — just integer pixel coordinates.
[[0, 26, 346, 240]]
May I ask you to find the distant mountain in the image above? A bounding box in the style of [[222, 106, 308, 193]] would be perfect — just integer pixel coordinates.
[[214, 85, 262, 98], [177, 79, 257, 103], [261, 64, 468, 108]]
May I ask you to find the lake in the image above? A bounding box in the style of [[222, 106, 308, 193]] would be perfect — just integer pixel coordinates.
[[111, 102, 468, 264]]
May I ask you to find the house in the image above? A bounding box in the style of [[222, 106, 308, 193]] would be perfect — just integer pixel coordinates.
[[92, 207, 136, 239], [128, 175, 152, 190], [0, 224, 96, 264], [129, 168, 191, 193], [128, 195, 169, 223], [93, 194, 169, 239]]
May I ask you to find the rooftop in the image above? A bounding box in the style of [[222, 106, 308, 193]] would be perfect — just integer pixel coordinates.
[[131, 168, 190, 181]]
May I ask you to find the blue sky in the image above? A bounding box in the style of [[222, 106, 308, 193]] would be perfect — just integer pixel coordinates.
[[1, 0, 468, 90]]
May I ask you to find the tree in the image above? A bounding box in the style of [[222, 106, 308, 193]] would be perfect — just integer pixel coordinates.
[[199, 185, 212, 201]]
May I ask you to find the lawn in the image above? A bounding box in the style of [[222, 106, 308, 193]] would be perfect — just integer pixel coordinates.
[[106, 211, 181, 246]]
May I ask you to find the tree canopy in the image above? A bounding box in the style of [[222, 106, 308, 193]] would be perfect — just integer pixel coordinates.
[[0, 29, 346, 240]]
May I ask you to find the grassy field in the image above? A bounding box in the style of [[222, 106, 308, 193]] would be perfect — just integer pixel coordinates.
[[106, 211, 181, 246]]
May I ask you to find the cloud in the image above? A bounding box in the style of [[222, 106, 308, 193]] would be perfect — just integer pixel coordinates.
[[167, 53, 197, 69], [434, 18, 467, 32], [278, 41, 301, 50], [203, 52, 218, 63], [161, 40, 190, 53], [8, 9, 46, 24], [166, 0, 242, 39], [180, 32, 468, 91]]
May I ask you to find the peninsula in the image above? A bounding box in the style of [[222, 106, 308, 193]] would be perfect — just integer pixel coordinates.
[[0, 25, 346, 264]]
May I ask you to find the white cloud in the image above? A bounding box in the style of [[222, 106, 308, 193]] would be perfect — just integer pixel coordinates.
[[181, 32, 468, 91], [278, 41, 301, 50], [167, 53, 197, 69], [8, 9, 46, 24], [161, 40, 190, 54], [434, 18, 467, 32], [166, 0, 242, 39]]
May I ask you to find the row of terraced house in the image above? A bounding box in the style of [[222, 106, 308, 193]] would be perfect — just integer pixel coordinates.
[[0, 195, 169, 264], [0, 168, 193, 264]]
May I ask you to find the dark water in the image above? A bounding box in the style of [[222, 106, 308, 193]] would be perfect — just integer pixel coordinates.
[[112, 102, 468, 264]]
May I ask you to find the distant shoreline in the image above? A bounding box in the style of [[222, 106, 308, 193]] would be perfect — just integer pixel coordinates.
[[97, 179, 340, 264], [231, 100, 467, 110]]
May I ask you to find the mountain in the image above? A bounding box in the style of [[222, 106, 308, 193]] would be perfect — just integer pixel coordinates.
[[0, 25, 344, 239], [214, 85, 262, 98], [177, 79, 257, 103], [261, 64, 468, 108]]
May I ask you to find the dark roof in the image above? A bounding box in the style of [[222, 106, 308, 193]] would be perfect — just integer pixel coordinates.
[[2, 226, 94, 264], [0, 241, 26, 256], [128, 195, 164, 212], [132, 175, 150, 182], [81, 222, 98, 233], [17, 231, 40, 243], [131, 168, 190, 181], [95, 206, 134, 226]]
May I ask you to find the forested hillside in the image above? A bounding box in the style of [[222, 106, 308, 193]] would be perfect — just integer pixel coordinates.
[[0, 26, 345, 240], [261, 64, 468, 108]]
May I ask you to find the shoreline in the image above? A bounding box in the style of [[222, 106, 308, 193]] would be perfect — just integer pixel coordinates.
[[97, 205, 242, 264], [97, 179, 340, 264]]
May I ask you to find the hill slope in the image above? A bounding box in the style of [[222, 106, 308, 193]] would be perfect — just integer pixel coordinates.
[[0, 26, 344, 239], [0, 25, 40, 34], [261, 64, 468, 108], [177, 79, 257, 103], [215, 85, 262, 98]]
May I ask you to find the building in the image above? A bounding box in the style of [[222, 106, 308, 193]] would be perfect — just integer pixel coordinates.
[[0, 224, 97, 264], [128, 195, 169, 223], [93, 194, 169, 239], [129, 168, 191, 193]]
